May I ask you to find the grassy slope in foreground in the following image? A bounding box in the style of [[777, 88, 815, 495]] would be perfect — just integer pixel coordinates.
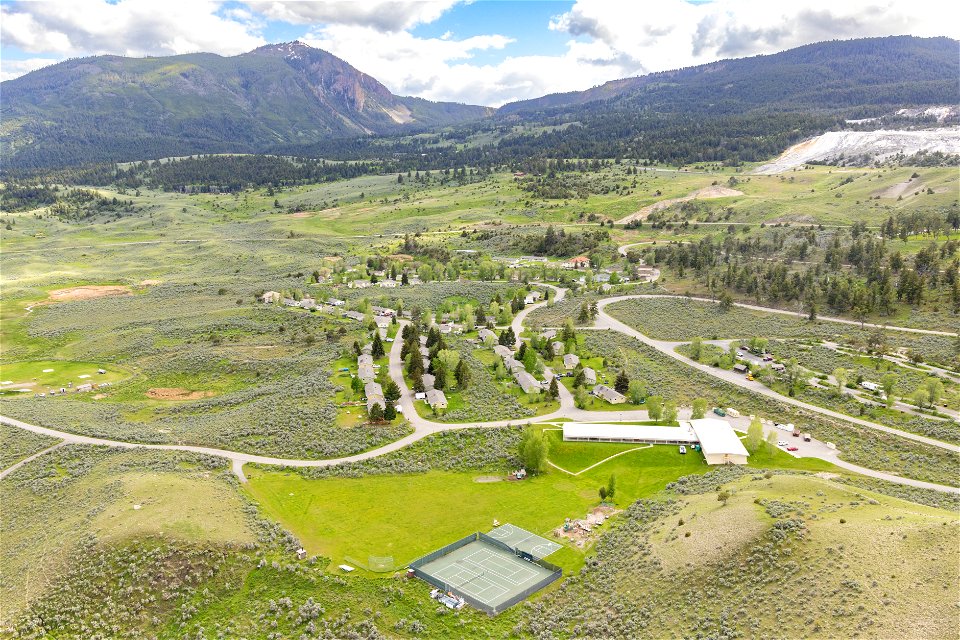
[[242, 433, 835, 574]]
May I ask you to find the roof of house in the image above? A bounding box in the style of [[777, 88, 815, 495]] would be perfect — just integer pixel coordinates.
[[426, 389, 447, 405], [358, 354, 373, 366], [494, 345, 513, 358], [687, 419, 750, 458], [478, 328, 496, 340], [422, 373, 436, 390], [582, 366, 597, 380], [593, 384, 625, 402], [564, 354, 580, 365], [514, 370, 542, 393], [364, 382, 383, 398]]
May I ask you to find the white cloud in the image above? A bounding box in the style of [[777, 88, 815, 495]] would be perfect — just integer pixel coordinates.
[[1, 0, 957, 106], [549, 0, 960, 74], [245, 0, 462, 32], [0, 0, 265, 58], [0, 57, 63, 82]]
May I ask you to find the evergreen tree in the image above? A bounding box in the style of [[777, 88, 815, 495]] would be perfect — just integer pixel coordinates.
[[371, 332, 385, 359], [614, 370, 630, 394]]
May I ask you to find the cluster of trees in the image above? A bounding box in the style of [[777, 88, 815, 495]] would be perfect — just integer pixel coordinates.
[[400, 324, 470, 394], [516, 225, 611, 258], [647, 225, 960, 317]]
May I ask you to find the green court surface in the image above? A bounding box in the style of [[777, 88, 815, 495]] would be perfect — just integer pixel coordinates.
[[415, 538, 556, 613], [486, 523, 561, 559]]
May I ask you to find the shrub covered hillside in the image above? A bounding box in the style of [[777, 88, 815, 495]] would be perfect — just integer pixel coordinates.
[[522, 471, 958, 639]]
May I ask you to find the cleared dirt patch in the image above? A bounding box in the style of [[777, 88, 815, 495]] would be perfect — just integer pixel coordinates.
[[473, 475, 503, 483], [617, 186, 743, 224], [875, 180, 925, 199], [288, 211, 312, 218], [146, 387, 215, 400], [139, 279, 162, 286], [45, 285, 132, 303]]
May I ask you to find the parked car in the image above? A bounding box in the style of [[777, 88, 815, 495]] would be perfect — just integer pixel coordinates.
[[679, 445, 687, 454], [777, 440, 788, 447], [713, 407, 726, 416], [746, 374, 755, 381], [787, 446, 799, 452], [762, 355, 773, 362]]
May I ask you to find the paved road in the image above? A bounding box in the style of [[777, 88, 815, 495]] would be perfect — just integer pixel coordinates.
[[594, 296, 959, 453], [3, 287, 957, 493]]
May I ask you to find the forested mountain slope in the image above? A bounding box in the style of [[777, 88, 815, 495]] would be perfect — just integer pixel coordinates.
[[0, 42, 491, 168]]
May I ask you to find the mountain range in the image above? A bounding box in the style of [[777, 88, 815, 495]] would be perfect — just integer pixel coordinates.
[[2, 36, 957, 169]]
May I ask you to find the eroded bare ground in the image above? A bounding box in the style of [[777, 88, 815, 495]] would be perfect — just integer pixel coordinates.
[[616, 186, 744, 224]]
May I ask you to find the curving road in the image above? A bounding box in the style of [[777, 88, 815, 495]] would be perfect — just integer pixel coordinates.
[[594, 295, 959, 453], [2, 286, 957, 493]]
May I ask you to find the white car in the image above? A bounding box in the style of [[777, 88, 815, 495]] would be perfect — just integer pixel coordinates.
[[678, 445, 687, 454], [777, 440, 788, 447]]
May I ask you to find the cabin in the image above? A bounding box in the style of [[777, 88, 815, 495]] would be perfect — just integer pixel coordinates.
[[426, 389, 448, 409], [582, 367, 597, 385], [514, 370, 542, 394], [592, 384, 626, 404]]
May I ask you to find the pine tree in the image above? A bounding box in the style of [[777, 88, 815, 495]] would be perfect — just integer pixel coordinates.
[[614, 370, 630, 394], [371, 332, 385, 359]]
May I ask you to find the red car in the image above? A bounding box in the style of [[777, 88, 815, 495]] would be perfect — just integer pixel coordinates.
[[786, 446, 799, 452]]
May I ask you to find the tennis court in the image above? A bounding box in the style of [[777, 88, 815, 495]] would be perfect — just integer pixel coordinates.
[[414, 538, 558, 613], [487, 523, 562, 559]]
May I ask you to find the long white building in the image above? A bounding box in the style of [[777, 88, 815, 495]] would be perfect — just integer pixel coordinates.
[[562, 418, 749, 465]]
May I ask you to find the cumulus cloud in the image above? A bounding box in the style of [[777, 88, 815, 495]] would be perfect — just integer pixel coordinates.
[[1, 0, 957, 105], [245, 0, 461, 32], [0, 0, 265, 57], [550, 0, 960, 73]]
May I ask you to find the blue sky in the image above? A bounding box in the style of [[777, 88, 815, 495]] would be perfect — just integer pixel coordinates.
[[2, 0, 957, 106]]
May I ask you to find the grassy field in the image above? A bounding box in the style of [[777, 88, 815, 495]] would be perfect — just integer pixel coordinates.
[[243, 426, 837, 575]]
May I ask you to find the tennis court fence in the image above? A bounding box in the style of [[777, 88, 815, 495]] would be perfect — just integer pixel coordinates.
[[408, 532, 562, 615]]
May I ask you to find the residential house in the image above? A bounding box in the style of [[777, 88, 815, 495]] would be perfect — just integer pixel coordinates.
[[379, 279, 398, 288], [350, 279, 372, 289], [551, 341, 565, 356], [593, 384, 626, 404], [493, 345, 513, 359], [514, 370, 542, 395], [343, 310, 366, 322], [261, 291, 281, 303], [594, 272, 611, 283], [419, 345, 430, 358], [524, 290, 543, 305], [371, 306, 396, 317], [327, 298, 345, 307], [364, 382, 383, 400], [582, 367, 597, 385], [426, 389, 448, 409], [563, 354, 580, 369], [375, 316, 391, 330], [565, 256, 591, 269], [358, 354, 374, 367], [540, 329, 557, 340], [366, 393, 386, 414], [477, 328, 497, 343], [358, 363, 376, 383]]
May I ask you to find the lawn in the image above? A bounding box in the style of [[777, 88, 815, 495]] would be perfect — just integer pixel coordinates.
[[0, 359, 129, 395], [244, 469, 599, 573]]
